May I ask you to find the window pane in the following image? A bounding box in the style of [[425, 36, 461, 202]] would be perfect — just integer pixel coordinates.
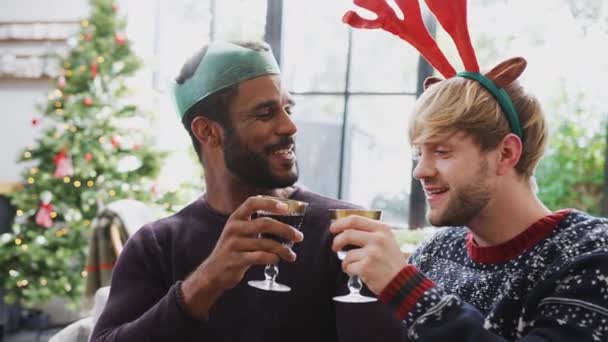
[[213, 0, 267, 41], [349, 31, 420, 93], [282, 0, 350, 92], [152, 0, 213, 191], [158, 0, 212, 81], [292, 95, 345, 198], [343, 95, 416, 227]]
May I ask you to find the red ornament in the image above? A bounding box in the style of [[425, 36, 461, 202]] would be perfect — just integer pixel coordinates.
[[84, 32, 93, 41], [53, 151, 74, 178], [112, 3, 119, 12], [90, 63, 99, 78], [111, 136, 121, 148], [35, 202, 54, 228], [83, 97, 93, 106], [132, 144, 141, 151], [31, 117, 40, 126], [84, 152, 93, 161], [58, 76, 67, 89], [114, 33, 126, 46]]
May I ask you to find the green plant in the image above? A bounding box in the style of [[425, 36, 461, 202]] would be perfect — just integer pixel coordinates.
[[536, 119, 605, 215]]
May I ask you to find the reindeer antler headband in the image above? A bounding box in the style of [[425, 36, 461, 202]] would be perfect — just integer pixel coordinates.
[[343, 0, 524, 139]]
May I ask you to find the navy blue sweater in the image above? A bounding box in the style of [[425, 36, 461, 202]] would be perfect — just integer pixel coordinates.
[[380, 209, 608, 341]]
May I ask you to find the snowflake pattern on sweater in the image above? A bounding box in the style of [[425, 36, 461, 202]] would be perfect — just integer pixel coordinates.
[[381, 210, 608, 341]]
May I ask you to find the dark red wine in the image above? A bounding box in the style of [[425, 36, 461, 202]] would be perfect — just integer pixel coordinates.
[[253, 212, 304, 244]]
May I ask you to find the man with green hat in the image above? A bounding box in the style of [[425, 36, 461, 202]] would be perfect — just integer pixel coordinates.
[[90, 41, 405, 341]]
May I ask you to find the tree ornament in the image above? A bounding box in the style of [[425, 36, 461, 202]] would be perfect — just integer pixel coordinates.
[[111, 136, 121, 148], [58, 76, 67, 89], [35, 191, 54, 228], [114, 32, 126, 45], [90, 63, 99, 78], [117, 155, 142, 173], [31, 117, 40, 126], [53, 151, 74, 178], [83, 97, 93, 106], [84, 152, 93, 161]]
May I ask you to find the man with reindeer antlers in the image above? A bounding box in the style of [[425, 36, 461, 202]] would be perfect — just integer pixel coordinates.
[[330, 0, 608, 340]]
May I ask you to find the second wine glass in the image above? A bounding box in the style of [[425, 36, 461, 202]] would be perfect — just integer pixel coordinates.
[[330, 209, 382, 303]]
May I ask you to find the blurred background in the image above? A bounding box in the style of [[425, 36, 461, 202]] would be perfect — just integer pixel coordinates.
[[1, 0, 607, 340]]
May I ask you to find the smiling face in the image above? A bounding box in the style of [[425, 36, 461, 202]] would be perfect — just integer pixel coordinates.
[[413, 132, 495, 227], [222, 74, 299, 189]]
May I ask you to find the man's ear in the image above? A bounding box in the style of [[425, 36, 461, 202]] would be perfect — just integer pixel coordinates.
[[191, 116, 222, 148], [423, 76, 443, 90], [495, 133, 523, 176]]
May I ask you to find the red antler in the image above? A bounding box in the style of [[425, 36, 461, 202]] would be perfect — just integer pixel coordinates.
[[343, 0, 456, 78], [424, 0, 479, 72]]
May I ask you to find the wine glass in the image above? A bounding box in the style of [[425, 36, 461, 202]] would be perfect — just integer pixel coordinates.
[[330, 209, 382, 303], [248, 196, 308, 292]]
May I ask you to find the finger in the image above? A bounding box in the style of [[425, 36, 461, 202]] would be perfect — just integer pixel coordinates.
[[331, 229, 373, 253], [233, 237, 297, 262], [340, 247, 367, 271], [231, 196, 289, 221], [329, 216, 388, 234], [242, 251, 281, 266], [342, 251, 375, 280], [247, 217, 303, 243]]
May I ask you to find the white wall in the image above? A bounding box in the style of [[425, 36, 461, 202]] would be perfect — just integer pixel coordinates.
[[0, 0, 88, 22], [0, 79, 48, 180]]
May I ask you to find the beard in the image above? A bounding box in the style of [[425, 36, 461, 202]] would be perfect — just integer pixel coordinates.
[[427, 160, 492, 227], [223, 128, 299, 189]]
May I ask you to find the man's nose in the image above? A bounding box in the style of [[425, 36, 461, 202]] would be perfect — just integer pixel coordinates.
[[412, 155, 436, 180], [277, 108, 297, 137]]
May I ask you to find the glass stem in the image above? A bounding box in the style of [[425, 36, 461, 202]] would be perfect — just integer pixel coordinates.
[[264, 264, 278, 283], [347, 275, 362, 295]]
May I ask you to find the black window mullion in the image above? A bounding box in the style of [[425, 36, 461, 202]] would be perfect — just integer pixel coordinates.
[[264, 0, 283, 66], [337, 28, 354, 199]]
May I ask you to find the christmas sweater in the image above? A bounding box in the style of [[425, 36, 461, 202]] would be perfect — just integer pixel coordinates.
[[380, 209, 608, 341]]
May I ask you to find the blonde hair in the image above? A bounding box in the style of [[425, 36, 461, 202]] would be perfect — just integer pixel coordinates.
[[409, 77, 548, 179]]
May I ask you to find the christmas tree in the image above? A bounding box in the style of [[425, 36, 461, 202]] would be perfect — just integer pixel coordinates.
[[0, 0, 181, 306]]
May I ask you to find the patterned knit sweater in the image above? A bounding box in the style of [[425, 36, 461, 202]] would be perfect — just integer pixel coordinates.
[[379, 209, 608, 341]]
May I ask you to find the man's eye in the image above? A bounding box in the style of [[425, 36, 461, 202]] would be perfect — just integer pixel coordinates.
[[255, 109, 273, 118], [435, 150, 450, 156], [284, 106, 293, 115]]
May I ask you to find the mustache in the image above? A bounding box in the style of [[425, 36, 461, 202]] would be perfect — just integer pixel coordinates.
[[265, 136, 296, 154], [421, 179, 448, 188]]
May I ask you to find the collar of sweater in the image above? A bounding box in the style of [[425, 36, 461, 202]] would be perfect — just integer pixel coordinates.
[[466, 209, 572, 264]]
